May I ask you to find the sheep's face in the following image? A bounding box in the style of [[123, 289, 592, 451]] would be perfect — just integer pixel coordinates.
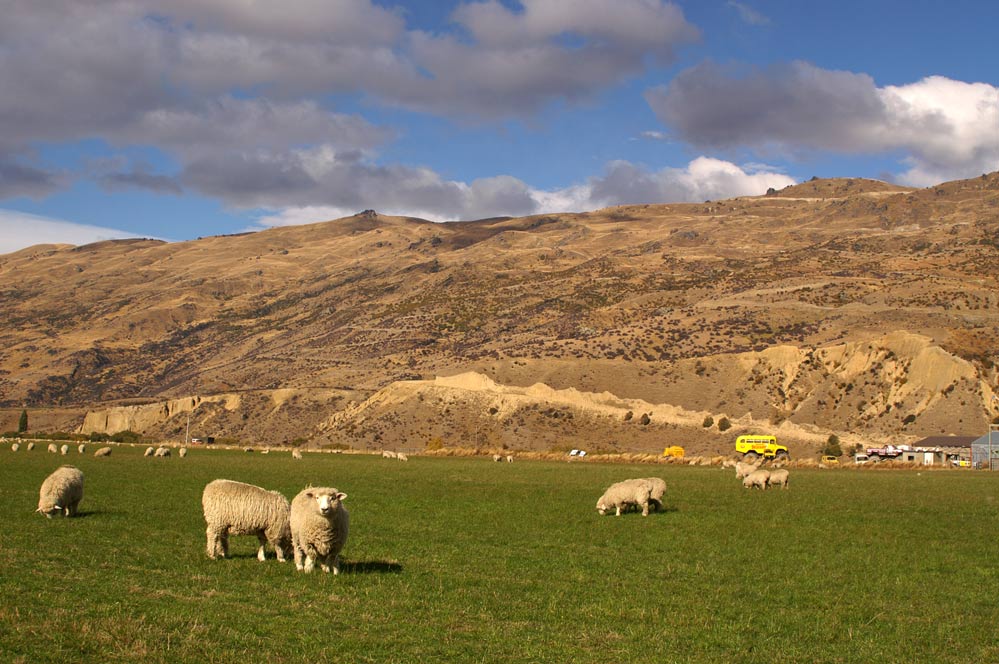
[[596, 499, 609, 515], [306, 490, 347, 516], [37, 502, 61, 516]]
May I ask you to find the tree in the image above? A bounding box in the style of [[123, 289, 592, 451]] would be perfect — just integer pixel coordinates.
[[717, 417, 732, 432], [822, 434, 843, 457], [17, 409, 27, 434], [702, 415, 714, 428]]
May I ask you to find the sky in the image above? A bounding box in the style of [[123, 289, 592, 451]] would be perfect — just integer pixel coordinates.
[[2, 0, 998, 253]]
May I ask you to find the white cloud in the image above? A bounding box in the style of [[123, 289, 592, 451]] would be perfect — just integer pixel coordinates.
[[0, 209, 150, 254], [726, 1, 770, 26], [647, 61, 999, 185]]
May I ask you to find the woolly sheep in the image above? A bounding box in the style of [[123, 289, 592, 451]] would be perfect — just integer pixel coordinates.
[[94, 446, 112, 457], [290, 486, 350, 574], [493, 454, 502, 462], [47, 443, 58, 454], [397, 452, 409, 461], [179, 448, 188, 458], [768, 468, 790, 489], [60, 444, 69, 455], [292, 449, 303, 460], [382, 450, 398, 459], [154, 446, 171, 457], [144, 446, 155, 457], [37, 465, 84, 518], [78, 444, 86, 454], [27, 442, 35, 451], [596, 479, 652, 517], [638, 477, 667, 512], [743, 469, 771, 490], [11, 443, 19, 452], [735, 461, 761, 479], [505, 455, 513, 463], [202, 479, 292, 562]]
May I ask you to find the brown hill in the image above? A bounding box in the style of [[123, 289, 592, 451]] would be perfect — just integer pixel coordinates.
[[2, 174, 998, 456]]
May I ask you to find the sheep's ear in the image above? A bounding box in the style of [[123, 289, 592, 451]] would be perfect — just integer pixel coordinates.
[[336, 492, 347, 501]]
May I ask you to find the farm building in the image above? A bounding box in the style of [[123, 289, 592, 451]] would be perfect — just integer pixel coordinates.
[[970, 431, 999, 469], [910, 436, 977, 466]]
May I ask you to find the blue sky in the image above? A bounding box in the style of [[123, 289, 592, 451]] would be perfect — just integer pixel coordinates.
[[2, 0, 998, 253]]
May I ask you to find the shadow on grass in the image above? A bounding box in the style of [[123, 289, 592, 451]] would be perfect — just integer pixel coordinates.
[[342, 560, 403, 574]]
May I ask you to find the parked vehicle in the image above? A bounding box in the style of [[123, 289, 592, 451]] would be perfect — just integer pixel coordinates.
[[820, 455, 839, 465], [662, 445, 685, 458], [865, 444, 908, 462], [854, 453, 870, 465], [735, 435, 789, 461]]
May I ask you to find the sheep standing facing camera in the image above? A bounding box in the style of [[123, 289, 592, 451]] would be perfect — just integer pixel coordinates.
[[37, 465, 84, 518], [290, 487, 349, 574], [202, 480, 292, 562]]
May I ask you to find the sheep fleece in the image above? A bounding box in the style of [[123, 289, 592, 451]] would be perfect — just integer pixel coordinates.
[[202, 479, 292, 561], [38, 465, 84, 517], [290, 487, 350, 574]]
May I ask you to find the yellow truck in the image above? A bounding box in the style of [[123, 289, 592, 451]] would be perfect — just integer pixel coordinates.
[[734, 435, 789, 461], [662, 445, 685, 458]]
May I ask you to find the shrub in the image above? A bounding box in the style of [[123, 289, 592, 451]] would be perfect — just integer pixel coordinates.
[[702, 415, 714, 428], [18, 409, 27, 434], [717, 417, 731, 432], [822, 434, 843, 457]]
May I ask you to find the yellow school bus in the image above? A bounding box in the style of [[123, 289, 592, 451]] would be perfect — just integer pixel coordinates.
[[734, 435, 789, 461]]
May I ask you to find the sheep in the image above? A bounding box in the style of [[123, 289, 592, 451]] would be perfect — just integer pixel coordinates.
[[11, 443, 19, 452], [638, 477, 667, 512], [768, 468, 790, 489], [202, 479, 292, 562], [735, 460, 761, 480], [178, 448, 188, 458], [77, 444, 86, 454], [290, 486, 350, 574], [94, 446, 112, 457], [144, 446, 155, 457], [292, 449, 303, 460], [27, 442, 35, 451], [397, 452, 409, 461], [154, 446, 171, 457], [47, 443, 58, 454], [382, 450, 397, 459], [37, 465, 84, 518], [492, 454, 502, 462], [60, 444, 69, 455], [743, 469, 771, 490], [596, 479, 652, 517], [505, 455, 513, 463]]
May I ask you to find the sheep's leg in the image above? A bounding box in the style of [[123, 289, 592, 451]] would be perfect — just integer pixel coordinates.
[[303, 555, 315, 573], [206, 527, 220, 558], [220, 530, 230, 557], [273, 541, 287, 563], [615, 505, 622, 516], [641, 502, 649, 517], [331, 555, 341, 575], [293, 544, 305, 571], [256, 533, 268, 561]]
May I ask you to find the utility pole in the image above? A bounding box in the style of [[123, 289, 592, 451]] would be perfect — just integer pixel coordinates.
[[186, 413, 190, 446]]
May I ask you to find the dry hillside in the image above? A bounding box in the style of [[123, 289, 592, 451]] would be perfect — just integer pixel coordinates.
[[2, 174, 998, 455]]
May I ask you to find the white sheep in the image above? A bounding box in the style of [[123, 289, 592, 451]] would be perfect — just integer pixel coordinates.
[[202, 479, 292, 562], [492, 454, 502, 462], [144, 446, 155, 457], [154, 446, 171, 457], [768, 468, 790, 489], [743, 469, 771, 490], [11, 443, 19, 452], [505, 455, 513, 463], [382, 450, 398, 459], [37, 465, 84, 518], [292, 449, 303, 460], [290, 486, 350, 574], [94, 446, 112, 457], [27, 442, 35, 451], [596, 479, 652, 517], [47, 443, 58, 454], [735, 461, 761, 480], [638, 477, 667, 512], [179, 447, 188, 458], [397, 452, 409, 461], [77, 444, 86, 454], [59, 444, 69, 455]]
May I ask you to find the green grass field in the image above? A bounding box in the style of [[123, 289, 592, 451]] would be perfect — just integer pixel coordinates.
[[1, 447, 997, 663]]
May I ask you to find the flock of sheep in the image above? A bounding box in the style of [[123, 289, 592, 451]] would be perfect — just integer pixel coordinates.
[[734, 460, 791, 490]]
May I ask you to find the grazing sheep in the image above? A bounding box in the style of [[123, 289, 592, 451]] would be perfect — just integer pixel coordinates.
[[638, 477, 667, 512], [506, 455, 513, 463], [743, 469, 771, 490], [47, 443, 57, 453], [492, 454, 502, 462], [60, 444, 69, 455], [11, 443, 19, 452], [37, 465, 84, 518], [397, 452, 409, 461], [768, 468, 790, 489], [144, 446, 155, 457], [596, 479, 652, 517], [290, 487, 350, 574], [77, 444, 86, 454], [94, 446, 112, 457], [244, 447, 254, 453], [292, 449, 303, 460], [735, 461, 761, 480], [179, 448, 188, 458], [27, 442, 35, 451], [154, 446, 171, 457], [381, 450, 398, 459], [202, 479, 292, 562]]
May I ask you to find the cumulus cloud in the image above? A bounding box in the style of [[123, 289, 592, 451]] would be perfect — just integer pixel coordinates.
[[726, 1, 770, 26], [0, 209, 149, 254], [646, 61, 999, 185], [250, 157, 795, 229]]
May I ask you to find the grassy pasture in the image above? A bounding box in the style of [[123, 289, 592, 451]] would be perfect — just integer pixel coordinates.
[[1, 447, 997, 663]]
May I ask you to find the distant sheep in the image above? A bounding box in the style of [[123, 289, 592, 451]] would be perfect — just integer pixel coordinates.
[[397, 452, 409, 461], [77, 444, 86, 454], [60, 444, 69, 455], [290, 486, 350, 574], [11, 443, 19, 452], [179, 448, 188, 458], [382, 450, 398, 459], [37, 465, 84, 518], [493, 454, 502, 462], [94, 446, 112, 457], [202, 479, 292, 562], [596, 479, 652, 517], [506, 455, 513, 463], [27, 442, 35, 451], [768, 469, 790, 489], [292, 449, 303, 460], [144, 446, 155, 457], [154, 447, 171, 457], [735, 461, 761, 480], [743, 469, 771, 490], [47, 443, 58, 453]]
